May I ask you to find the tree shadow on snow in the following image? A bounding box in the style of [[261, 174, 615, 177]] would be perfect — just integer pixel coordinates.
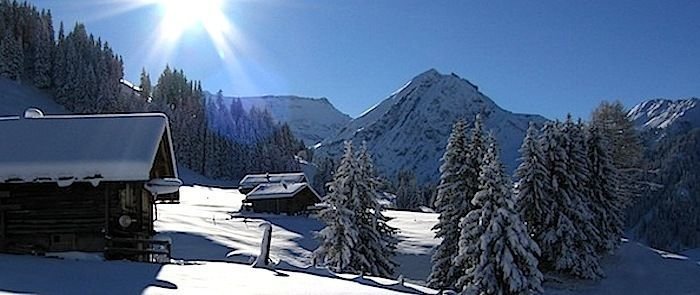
[[164, 231, 236, 262], [270, 261, 430, 294], [229, 213, 325, 252], [0, 253, 177, 294]]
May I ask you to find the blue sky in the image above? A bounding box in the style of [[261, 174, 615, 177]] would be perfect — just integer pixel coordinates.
[[30, 0, 700, 119]]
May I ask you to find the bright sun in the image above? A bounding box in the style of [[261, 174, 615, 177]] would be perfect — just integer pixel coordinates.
[[158, 0, 228, 41]]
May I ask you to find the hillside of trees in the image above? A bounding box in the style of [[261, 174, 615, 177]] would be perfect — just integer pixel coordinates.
[[628, 126, 700, 251], [0, 0, 306, 182]]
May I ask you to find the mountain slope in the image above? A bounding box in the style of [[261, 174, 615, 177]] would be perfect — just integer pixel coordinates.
[[205, 93, 351, 145], [626, 98, 700, 252], [316, 69, 547, 184], [628, 98, 700, 131]]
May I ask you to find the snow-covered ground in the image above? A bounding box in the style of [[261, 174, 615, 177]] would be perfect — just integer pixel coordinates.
[[0, 185, 698, 294], [0, 186, 434, 294]]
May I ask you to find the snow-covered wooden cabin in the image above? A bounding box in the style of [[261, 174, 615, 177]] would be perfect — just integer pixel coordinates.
[[244, 182, 321, 215], [0, 110, 180, 262], [238, 172, 307, 194]]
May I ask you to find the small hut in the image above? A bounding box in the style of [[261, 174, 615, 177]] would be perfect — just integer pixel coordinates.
[[0, 110, 180, 261], [238, 172, 307, 194], [244, 182, 320, 215]]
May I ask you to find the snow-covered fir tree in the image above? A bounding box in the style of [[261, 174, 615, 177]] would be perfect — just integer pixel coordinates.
[[312, 157, 336, 197], [586, 124, 623, 254], [429, 114, 487, 290], [456, 136, 543, 295], [467, 114, 486, 187], [538, 121, 602, 279], [428, 118, 470, 290], [515, 123, 552, 241], [314, 141, 359, 272], [350, 142, 398, 277]]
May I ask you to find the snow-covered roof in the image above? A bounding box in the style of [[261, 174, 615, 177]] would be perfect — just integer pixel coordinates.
[[238, 172, 307, 188], [245, 182, 317, 200], [0, 112, 177, 185]]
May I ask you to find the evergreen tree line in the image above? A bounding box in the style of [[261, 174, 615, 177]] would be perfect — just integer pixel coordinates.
[[427, 112, 626, 294], [1, 0, 55, 86], [1, 1, 125, 113], [0, 1, 305, 181], [312, 157, 437, 211], [313, 141, 398, 277], [209, 90, 280, 146], [131, 67, 305, 181], [394, 169, 435, 211]]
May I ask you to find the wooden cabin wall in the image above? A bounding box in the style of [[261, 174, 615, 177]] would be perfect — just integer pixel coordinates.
[[249, 188, 320, 214], [0, 182, 155, 255], [0, 183, 111, 253]]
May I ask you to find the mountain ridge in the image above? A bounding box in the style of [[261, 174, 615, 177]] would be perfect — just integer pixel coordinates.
[[628, 97, 700, 131], [316, 69, 547, 184]]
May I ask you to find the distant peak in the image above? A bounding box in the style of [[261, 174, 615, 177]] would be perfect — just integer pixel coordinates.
[[413, 68, 442, 81]]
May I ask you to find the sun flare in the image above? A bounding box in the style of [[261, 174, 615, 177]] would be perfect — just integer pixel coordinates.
[[158, 0, 227, 41]]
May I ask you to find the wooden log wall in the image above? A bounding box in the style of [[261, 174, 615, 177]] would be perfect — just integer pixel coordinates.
[[0, 182, 151, 253]]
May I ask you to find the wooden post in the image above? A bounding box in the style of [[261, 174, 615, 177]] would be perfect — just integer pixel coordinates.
[[253, 222, 272, 268]]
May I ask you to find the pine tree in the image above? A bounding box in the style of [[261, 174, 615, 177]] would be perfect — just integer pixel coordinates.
[[139, 67, 152, 101], [538, 121, 602, 279], [457, 137, 543, 295], [31, 11, 52, 88], [312, 157, 335, 196], [515, 123, 552, 244], [351, 142, 397, 277], [586, 124, 623, 254], [0, 31, 23, 80], [591, 100, 644, 208], [52, 21, 67, 94], [314, 141, 359, 272], [428, 119, 469, 290]]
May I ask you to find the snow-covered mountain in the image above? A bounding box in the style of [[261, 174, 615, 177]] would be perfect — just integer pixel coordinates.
[[628, 98, 700, 130], [315, 69, 547, 184], [205, 93, 351, 145]]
